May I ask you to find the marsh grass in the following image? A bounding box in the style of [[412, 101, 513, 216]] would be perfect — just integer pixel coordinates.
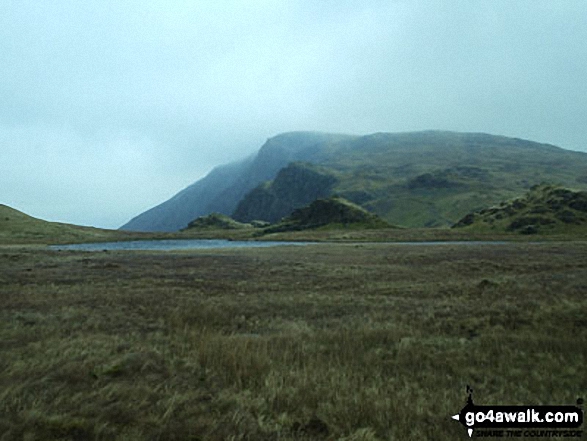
[[0, 242, 585, 439]]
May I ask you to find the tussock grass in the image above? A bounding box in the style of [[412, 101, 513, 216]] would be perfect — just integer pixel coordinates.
[[1, 242, 585, 439]]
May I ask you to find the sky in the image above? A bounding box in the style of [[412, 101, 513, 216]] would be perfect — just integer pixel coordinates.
[[1, 0, 587, 229]]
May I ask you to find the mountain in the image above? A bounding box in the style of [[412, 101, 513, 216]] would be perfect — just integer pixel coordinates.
[[120, 132, 352, 232], [0, 204, 131, 244], [233, 131, 587, 227], [452, 184, 587, 234], [122, 130, 587, 231]]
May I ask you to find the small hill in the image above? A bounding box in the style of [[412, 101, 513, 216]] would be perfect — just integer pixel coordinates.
[[184, 213, 253, 230], [0, 204, 133, 244], [263, 197, 391, 234], [452, 185, 587, 234]]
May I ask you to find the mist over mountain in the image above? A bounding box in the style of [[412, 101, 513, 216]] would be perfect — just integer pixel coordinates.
[[120, 132, 351, 231], [121, 131, 587, 232]]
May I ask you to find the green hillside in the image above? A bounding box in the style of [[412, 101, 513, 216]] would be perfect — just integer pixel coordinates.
[[122, 130, 587, 231], [263, 197, 391, 234], [452, 184, 587, 235], [233, 131, 587, 227], [0, 204, 136, 244], [184, 213, 254, 230]]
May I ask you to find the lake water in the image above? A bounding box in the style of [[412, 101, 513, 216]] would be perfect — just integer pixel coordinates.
[[50, 239, 314, 252], [50, 239, 509, 252]]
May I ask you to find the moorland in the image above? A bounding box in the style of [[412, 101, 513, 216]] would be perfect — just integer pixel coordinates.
[[1, 229, 586, 440]]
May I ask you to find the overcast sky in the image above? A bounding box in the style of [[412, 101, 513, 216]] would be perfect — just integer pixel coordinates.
[[2, 1, 586, 228]]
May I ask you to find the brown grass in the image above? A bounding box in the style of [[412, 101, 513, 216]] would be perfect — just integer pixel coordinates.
[[0, 241, 586, 440]]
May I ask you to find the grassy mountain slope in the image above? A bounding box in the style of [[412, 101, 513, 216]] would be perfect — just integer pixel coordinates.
[[452, 184, 587, 235], [0, 204, 134, 245], [234, 131, 587, 227], [123, 130, 587, 231]]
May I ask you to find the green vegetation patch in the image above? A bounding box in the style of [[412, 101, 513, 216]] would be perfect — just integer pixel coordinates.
[[232, 132, 587, 229], [453, 184, 587, 235], [263, 197, 391, 234], [184, 212, 254, 230]]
